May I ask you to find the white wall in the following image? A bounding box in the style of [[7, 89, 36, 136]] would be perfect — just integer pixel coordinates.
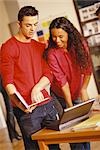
[[0, 0, 11, 45], [87, 74, 98, 98], [17, 0, 81, 32], [4, 0, 19, 22]]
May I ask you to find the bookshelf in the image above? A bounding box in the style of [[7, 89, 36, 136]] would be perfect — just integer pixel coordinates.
[[73, 0, 100, 93]]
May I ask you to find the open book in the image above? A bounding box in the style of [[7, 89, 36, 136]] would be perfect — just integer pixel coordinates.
[[14, 90, 50, 109]]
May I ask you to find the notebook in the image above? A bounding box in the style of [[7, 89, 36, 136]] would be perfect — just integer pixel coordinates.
[[45, 98, 95, 131]]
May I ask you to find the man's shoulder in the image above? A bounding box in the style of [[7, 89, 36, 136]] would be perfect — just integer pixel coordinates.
[[31, 39, 46, 49], [1, 37, 19, 55], [2, 37, 16, 47]]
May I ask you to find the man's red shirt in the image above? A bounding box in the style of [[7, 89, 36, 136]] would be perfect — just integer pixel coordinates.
[[1, 37, 53, 105]]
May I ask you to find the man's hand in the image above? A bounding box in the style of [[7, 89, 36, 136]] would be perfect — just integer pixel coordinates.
[[6, 83, 16, 95], [31, 76, 50, 103], [25, 105, 37, 113], [31, 85, 44, 103]]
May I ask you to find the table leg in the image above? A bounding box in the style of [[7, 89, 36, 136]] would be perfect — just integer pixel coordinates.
[[38, 141, 49, 150]]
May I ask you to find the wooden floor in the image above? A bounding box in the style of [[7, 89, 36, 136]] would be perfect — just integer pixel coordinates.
[[0, 127, 100, 150]]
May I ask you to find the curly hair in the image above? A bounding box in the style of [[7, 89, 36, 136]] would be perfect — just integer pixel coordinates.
[[44, 17, 91, 69]]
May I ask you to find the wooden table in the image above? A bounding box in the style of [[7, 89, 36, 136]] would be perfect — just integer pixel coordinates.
[[31, 113, 100, 150]]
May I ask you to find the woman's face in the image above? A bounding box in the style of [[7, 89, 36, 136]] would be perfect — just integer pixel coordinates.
[[51, 28, 68, 49]]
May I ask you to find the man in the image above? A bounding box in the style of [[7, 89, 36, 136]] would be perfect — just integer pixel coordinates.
[[0, 6, 60, 150]]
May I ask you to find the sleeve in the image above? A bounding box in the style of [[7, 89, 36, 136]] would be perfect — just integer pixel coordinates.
[[48, 51, 68, 87], [81, 39, 93, 75], [0, 43, 15, 87], [41, 57, 53, 83], [37, 42, 53, 83]]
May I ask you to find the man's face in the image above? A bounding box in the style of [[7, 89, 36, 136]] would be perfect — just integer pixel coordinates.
[[19, 15, 38, 39]]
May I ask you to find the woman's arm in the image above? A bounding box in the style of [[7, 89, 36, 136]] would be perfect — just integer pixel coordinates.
[[80, 75, 91, 101], [48, 50, 73, 108], [61, 82, 73, 107], [80, 39, 93, 101]]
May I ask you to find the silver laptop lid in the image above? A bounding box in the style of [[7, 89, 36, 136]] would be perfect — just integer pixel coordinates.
[[60, 98, 95, 125]]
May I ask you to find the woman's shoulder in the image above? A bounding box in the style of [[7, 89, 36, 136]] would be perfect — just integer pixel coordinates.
[[48, 47, 64, 56], [48, 48, 66, 64]]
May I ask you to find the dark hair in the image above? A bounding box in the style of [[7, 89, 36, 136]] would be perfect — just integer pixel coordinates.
[[18, 6, 38, 22], [44, 17, 91, 69], [95, 7, 100, 16]]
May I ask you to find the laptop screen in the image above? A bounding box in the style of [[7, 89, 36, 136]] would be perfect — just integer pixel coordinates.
[[60, 98, 95, 124]]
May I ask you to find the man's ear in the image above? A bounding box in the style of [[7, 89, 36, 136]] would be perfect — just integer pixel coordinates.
[[17, 21, 22, 28]]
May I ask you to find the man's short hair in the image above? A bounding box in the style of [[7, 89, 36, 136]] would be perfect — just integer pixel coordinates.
[[18, 6, 38, 22], [95, 7, 100, 16]]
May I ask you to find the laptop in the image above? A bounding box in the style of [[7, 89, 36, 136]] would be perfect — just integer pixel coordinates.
[[45, 98, 95, 131]]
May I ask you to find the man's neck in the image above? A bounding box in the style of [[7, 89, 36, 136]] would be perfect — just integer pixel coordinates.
[[15, 33, 31, 43]]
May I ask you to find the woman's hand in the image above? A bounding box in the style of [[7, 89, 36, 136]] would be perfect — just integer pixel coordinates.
[[80, 75, 91, 102], [80, 88, 89, 102]]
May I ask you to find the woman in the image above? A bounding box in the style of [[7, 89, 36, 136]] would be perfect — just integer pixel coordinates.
[[44, 17, 93, 150]]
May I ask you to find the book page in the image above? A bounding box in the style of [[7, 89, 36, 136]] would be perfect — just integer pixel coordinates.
[[14, 91, 29, 109]]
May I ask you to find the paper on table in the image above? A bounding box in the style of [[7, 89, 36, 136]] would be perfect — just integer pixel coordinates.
[[71, 114, 100, 131], [92, 98, 100, 111]]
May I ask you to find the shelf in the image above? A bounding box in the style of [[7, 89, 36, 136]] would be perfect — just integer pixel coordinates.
[[90, 47, 100, 55], [85, 33, 100, 38], [81, 17, 98, 24], [90, 44, 100, 48]]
